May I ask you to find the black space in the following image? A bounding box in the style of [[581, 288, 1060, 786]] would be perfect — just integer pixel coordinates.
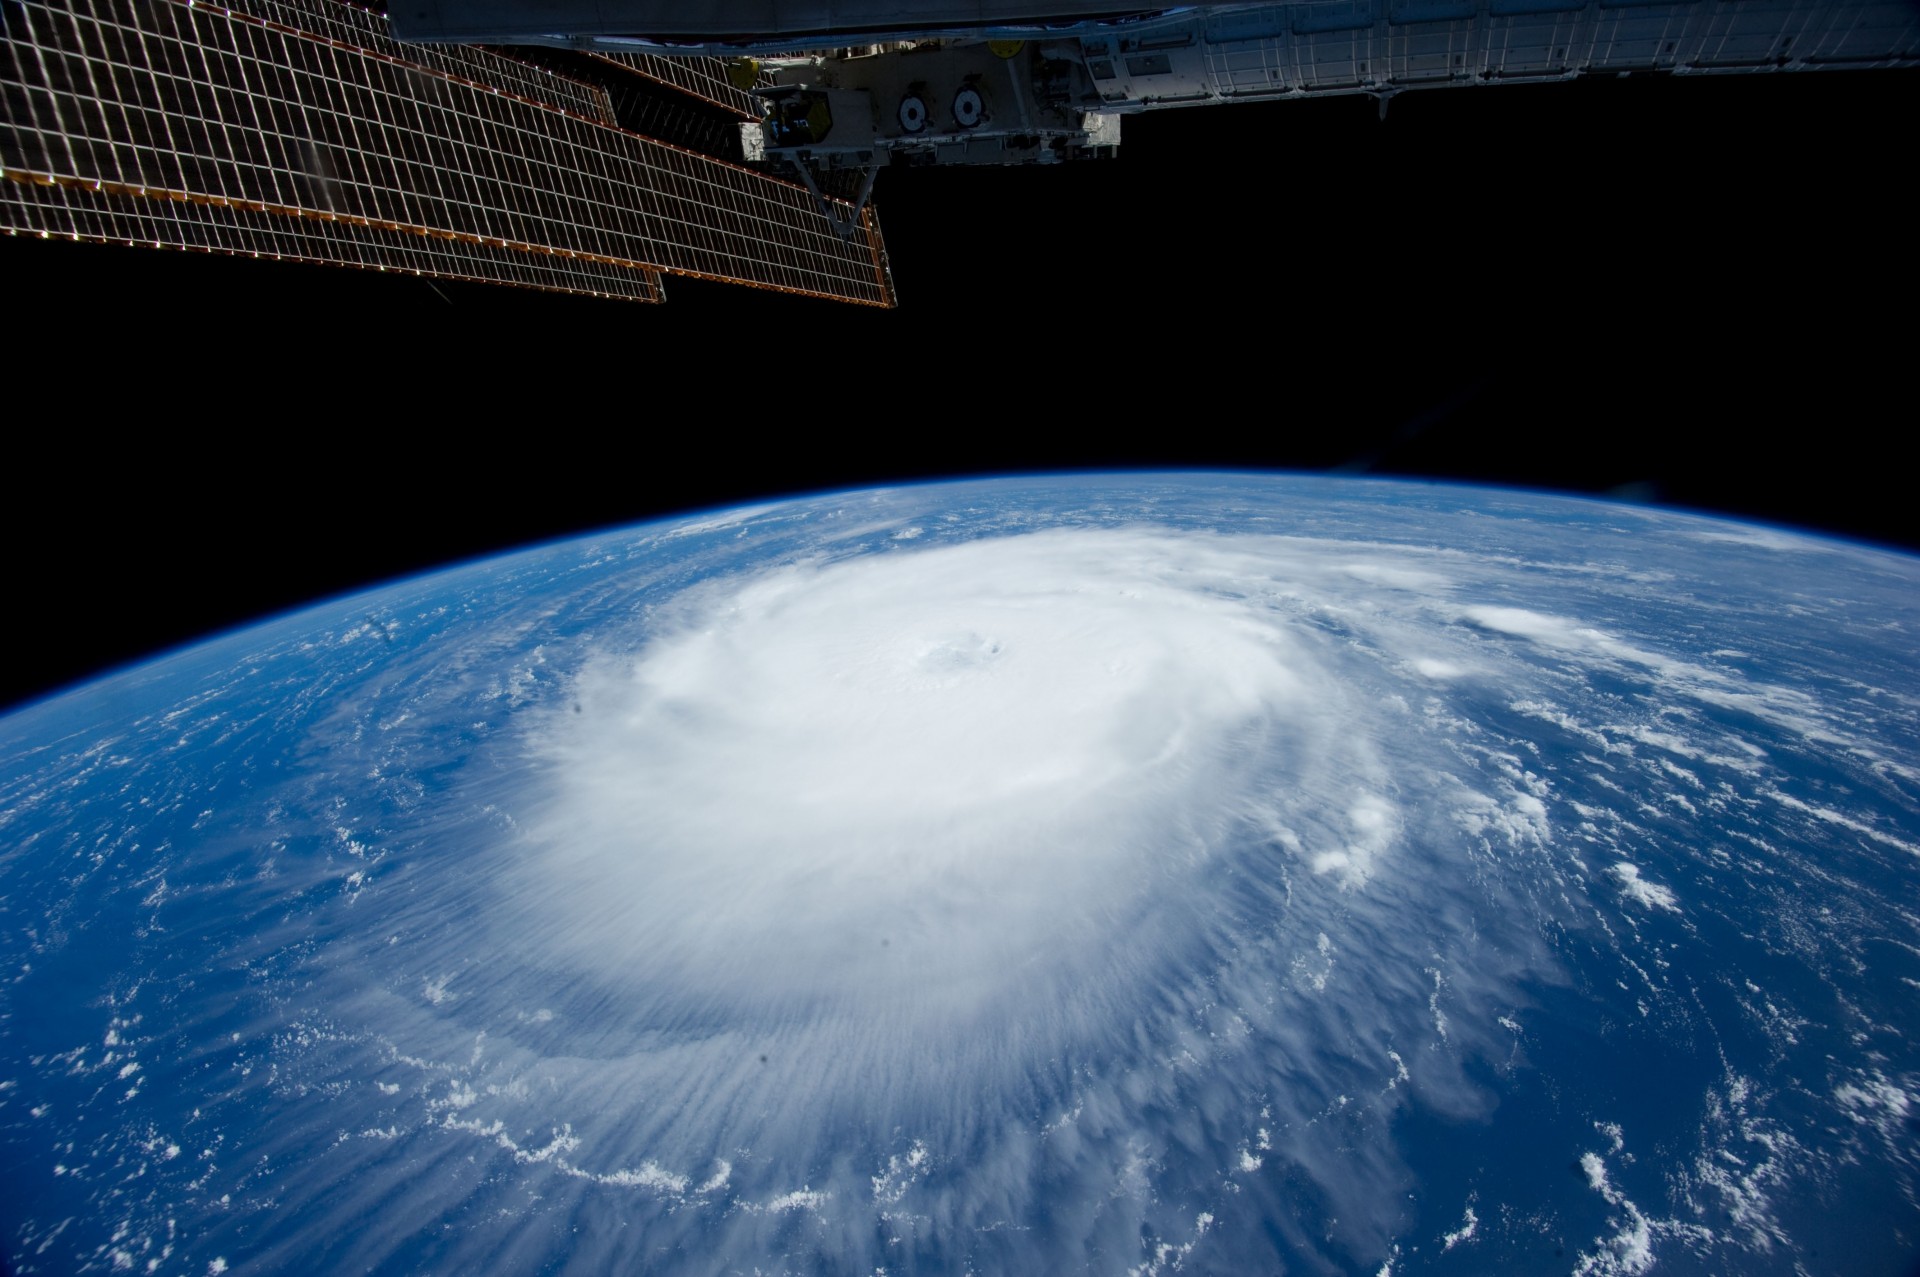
[[4, 65, 1914, 715]]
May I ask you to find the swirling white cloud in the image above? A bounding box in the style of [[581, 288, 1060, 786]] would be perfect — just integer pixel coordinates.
[[506, 530, 1388, 1017], [12, 486, 1915, 1277], [432, 526, 1567, 1264]]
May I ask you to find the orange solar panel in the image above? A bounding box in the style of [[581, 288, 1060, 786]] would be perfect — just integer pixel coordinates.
[[1, 0, 895, 306], [590, 51, 768, 120]]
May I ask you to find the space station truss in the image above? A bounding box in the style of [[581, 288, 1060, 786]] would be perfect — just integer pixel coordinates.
[[0, 0, 897, 305], [1182, 0, 1920, 101]]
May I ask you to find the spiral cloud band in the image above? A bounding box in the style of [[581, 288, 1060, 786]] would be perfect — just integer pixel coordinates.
[[7, 478, 1915, 1277], [453, 523, 1570, 1263], [511, 531, 1386, 1022]]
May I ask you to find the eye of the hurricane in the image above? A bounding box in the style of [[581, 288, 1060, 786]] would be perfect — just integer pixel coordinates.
[[503, 529, 1375, 1025], [914, 632, 1002, 675]]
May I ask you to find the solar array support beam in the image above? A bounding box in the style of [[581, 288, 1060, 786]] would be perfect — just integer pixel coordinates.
[[589, 51, 771, 119]]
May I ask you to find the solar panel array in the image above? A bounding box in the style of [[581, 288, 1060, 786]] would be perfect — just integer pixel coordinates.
[[590, 51, 769, 119], [1, 168, 668, 298], [1, 0, 896, 305]]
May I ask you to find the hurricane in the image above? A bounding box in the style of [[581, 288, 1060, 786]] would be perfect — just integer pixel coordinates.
[[3, 477, 1915, 1276]]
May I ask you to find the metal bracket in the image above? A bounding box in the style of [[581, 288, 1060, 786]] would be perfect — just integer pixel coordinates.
[[789, 156, 882, 240]]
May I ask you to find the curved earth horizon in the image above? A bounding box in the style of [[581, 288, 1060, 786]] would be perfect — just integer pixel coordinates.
[[1, 475, 1915, 1276]]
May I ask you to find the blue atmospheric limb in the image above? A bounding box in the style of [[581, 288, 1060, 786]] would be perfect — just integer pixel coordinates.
[[1, 475, 1917, 1276]]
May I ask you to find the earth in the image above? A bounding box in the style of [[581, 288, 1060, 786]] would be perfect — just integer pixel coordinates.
[[2, 475, 1916, 1277]]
